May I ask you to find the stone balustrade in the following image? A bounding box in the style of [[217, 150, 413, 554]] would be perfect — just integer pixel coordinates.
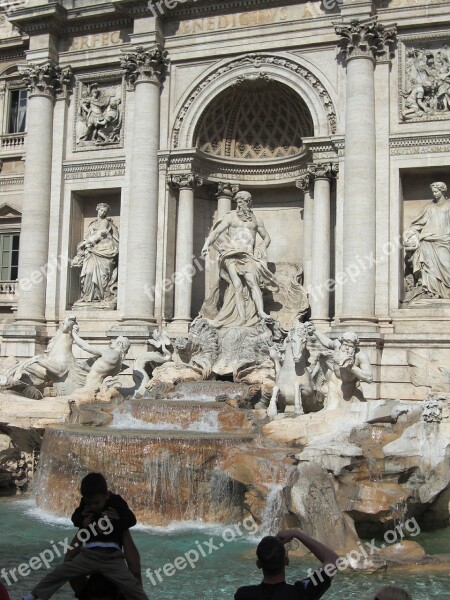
[[0, 280, 18, 304], [0, 133, 26, 156]]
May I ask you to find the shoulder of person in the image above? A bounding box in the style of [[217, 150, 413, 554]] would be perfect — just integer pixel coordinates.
[[108, 493, 129, 506], [294, 573, 332, 598], [234, 584, 258, 600]]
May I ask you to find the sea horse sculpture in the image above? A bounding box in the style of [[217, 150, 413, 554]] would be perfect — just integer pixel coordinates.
[[267, 320, 315, 418], [148, 318, 219, 389], [0, 316, 87, 395]]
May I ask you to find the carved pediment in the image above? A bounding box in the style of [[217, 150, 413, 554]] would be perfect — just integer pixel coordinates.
[[0, 202, 22, 222]]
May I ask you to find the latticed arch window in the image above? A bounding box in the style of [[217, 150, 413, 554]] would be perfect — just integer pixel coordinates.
[[195, 80, 313, 160]]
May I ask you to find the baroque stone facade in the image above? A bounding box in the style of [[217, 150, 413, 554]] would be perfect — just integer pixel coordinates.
[[0, 0, 448, 404]]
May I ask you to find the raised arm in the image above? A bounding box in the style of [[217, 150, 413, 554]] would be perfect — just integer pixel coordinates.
[[72, 329, 102, 357], [276, 529, 339, 573], [313, 329, 339, 351]]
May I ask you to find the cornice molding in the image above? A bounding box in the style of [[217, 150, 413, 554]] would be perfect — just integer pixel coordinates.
[[63, 159, 125, 180], [389, 134, 450, 155], [7, 2, 67, 35]]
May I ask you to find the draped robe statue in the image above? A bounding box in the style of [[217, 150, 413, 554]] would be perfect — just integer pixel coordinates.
[[72, 202, 119, 308], [404, 182, 450, 299], [201, 191, 278, 328]]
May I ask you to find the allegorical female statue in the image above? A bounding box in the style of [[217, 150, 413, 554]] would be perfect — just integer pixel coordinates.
[[403, 181, 450, 300], [71, 202, 119, 309]]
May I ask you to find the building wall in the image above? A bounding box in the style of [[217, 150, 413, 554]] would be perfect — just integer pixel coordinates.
[[0, 0, 447, 401]]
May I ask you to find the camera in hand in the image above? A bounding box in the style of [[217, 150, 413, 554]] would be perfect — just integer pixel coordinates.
[[92, 511, 107, 521]]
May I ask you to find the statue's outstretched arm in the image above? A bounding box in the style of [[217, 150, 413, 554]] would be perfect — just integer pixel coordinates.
[[201, 215, 230, 255], [314, 330, 338, 351], [352, 353, 374, 383], [72, 330, 102, 357]]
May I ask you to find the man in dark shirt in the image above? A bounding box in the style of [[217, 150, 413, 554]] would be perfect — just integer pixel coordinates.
[[21, 473, 148, 600], [235, 528, 339, 600]]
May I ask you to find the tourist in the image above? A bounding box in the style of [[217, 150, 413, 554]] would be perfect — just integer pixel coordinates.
[[21, 473, 148, 600], [234, 528, 339, 599], [67, 529, 142, 599], [374, 585, 412, 600]]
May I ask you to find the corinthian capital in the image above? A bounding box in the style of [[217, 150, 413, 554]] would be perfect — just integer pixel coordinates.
[[296, 173, 313, 194], [307, 162, 339, 181], [167, 173, 203, 191], [19, 62, 73, 99], [120, 45, 168, 87], [334, 17, 397, 62], [216, 182, 239, 199]]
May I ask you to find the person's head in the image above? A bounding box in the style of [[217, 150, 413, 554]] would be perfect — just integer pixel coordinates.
[[235, 191, 252, 209], [256, 536, 288, 577], [80, 472, 109, 512], [110, 336, 130, 356], [374, 585, 412, 600], [339, 331, 359, 354], [305, 321, 315, 335], [96, 203, 111, 218], [430, 181, 447, 201]]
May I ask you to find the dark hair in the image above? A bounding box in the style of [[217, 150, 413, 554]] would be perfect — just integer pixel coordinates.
[[256, 536, 286, 575], [80, 473, 108, 498]]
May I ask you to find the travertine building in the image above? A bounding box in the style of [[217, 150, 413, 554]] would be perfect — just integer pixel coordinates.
[[0, 0, 449, 402]]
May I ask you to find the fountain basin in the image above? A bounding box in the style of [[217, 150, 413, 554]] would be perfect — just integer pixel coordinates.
[[110, 399, 253, 432], [35, 426, 255, 526]]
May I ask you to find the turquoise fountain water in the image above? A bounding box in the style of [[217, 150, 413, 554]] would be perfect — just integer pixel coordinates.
[[2, 387, 450, 599], [1, 497, 449, 599]]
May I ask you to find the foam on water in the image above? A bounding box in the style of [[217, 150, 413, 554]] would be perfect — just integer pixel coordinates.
[[110, 409, 220, 432], [166, 395, 217, 402], [19, 498, 256, 540], [23, 500, 73, 528]]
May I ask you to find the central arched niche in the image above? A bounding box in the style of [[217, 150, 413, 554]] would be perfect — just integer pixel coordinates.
[[194, 79, 314, 161], [190, 79, 315, 317]]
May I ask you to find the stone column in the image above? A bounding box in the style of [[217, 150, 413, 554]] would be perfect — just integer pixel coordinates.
[[168, 173, 203, 325], [216, 182, 238, 219], [308, 163, 338, 325], [120, 45, 166, 324], [207, 182, 239, 290], [15, 63, 72, 323], [296, 174, 313, 289], [334, 17, 396, 330]]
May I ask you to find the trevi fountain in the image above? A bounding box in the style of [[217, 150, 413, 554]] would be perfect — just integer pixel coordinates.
[[1, 186, 449, 597], [0, 0, 448, 598]]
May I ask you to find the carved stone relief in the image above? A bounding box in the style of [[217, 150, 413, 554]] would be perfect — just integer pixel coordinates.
[[75, 75, 124, 150], [400, 38, 450, 122]]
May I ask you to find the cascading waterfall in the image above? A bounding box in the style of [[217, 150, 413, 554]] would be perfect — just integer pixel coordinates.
[[34, 426, 253, 526], [260, 483, 285, 535], [110, 399, 251, 433]]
